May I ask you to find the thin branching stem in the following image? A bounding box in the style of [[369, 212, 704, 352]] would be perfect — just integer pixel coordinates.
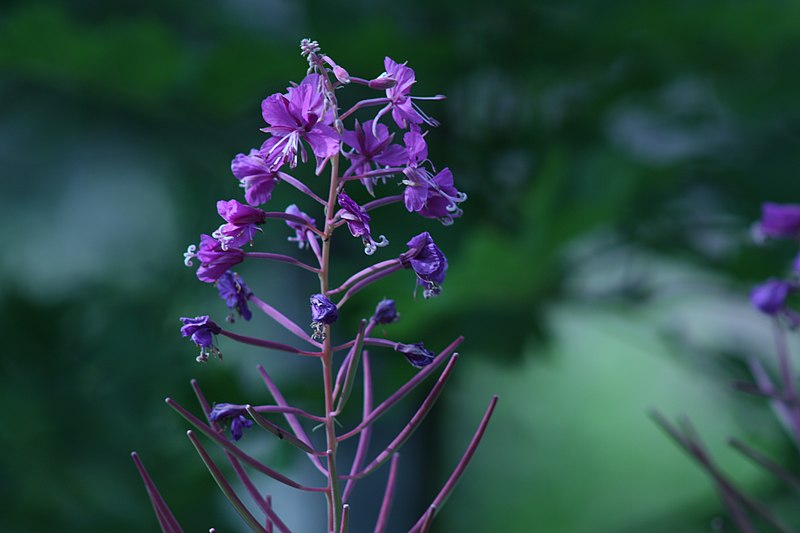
[[343, 351, 374, 503], [373, 453, 400, 533], [249, 295, 321, 348], [245, 252, 322, 274], [166, 398, 327, 492], [343, 354, 459, 479], [408, 396, 498, 533], [219, 329, 321, 357], [328, 259, 402, 296], [186, 431, 266, 533], [256, 365, 329, 474], [729, 438, 800, 493], [338, 337, 463, 441], [131, 452, 184, 533]]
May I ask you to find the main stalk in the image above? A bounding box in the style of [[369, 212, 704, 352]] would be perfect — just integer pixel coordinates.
[[320, 152, 343, 532]]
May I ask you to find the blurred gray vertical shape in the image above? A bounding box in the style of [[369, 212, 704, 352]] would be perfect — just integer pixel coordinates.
[[0, 110, 179, 301]]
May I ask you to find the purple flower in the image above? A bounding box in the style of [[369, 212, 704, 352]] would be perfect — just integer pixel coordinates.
[[757, 203, 800, 240], [401, 130, 466, 225], [750, 279, 794, 315], [310, 294, 338, 324], [209, 403, 253, 441], [375, 57, 439, 130], [180, 315, 222, 362], [184, 234, 245, 283], [213, 199, 267, 249], [231, 150, 280, 206], [402, 232, 448, 298], [337, 191, 388, 255], [395, 342, 435, 368], [285, 204, 318, 250], [260, 74, 340, 174], [216, 271, 253, 322], [310, 294, 338, 342], [342, 119, 405, 195], [373, 299, 399, 324]]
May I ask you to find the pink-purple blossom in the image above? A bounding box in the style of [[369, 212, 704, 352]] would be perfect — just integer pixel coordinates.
[[231, 149, 280, 206], [285, 204, 318, 250], [377, 57, 439, 130], [213, 199, 267, 249], [185, 234, 245, 283], [401, 130, 466, 225], [260, 74, 340, 174], [342, 119, 405, 195]]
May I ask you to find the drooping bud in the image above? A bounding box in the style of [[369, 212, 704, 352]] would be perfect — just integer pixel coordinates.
[[373, 299, 399, 324], [750, 279, 793, 315], [395, 342, 435, 368], [180, 315, 223, 362], [310, 294, 338, 341], [368, 74, 397, 90], [208, 403, 253, 441], [216, 271, 253, 322], [401, 232, 448, 298]]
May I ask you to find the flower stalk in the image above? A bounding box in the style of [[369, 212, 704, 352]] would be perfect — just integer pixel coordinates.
[[132, 39, 494, 532]]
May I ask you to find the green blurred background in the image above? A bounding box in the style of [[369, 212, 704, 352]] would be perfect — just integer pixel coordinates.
[[2, 0, 800, 531]]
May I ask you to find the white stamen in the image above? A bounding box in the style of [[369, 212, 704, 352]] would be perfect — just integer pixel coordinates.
[[183, 244, 197, 267]]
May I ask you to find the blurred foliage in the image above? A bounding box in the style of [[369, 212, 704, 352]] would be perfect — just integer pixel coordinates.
[[2, 0, 800, 531]]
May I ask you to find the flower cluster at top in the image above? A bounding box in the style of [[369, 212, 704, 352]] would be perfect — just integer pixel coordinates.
[[178, 38, 464, 375], [750, 203, 800, 324]]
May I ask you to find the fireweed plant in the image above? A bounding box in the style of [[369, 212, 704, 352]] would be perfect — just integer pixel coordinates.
[[131, 40, 498, 533], [653, 203, 800, 533]]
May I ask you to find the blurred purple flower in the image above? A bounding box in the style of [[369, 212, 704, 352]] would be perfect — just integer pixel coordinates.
[[750, 279, 794, 315], [402, 232, 448, 298], [231, 150, 280, 206], [216, 271, 253, 322], [260, 74, 340, 173], [395, 342, 435, 368], [209, 403, 253, 441], [758, 202, 800, 239], [337, 191, 388, 255]]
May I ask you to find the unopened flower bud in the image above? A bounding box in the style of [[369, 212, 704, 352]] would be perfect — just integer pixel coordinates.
[[395, 342, 435, 368], [368, 75, 397, 90], [373, 299, 399, 324], [333, 65, 350, 84]]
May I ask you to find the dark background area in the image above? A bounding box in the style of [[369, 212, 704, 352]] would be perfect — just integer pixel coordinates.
[[2, 1, 800, 531]]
